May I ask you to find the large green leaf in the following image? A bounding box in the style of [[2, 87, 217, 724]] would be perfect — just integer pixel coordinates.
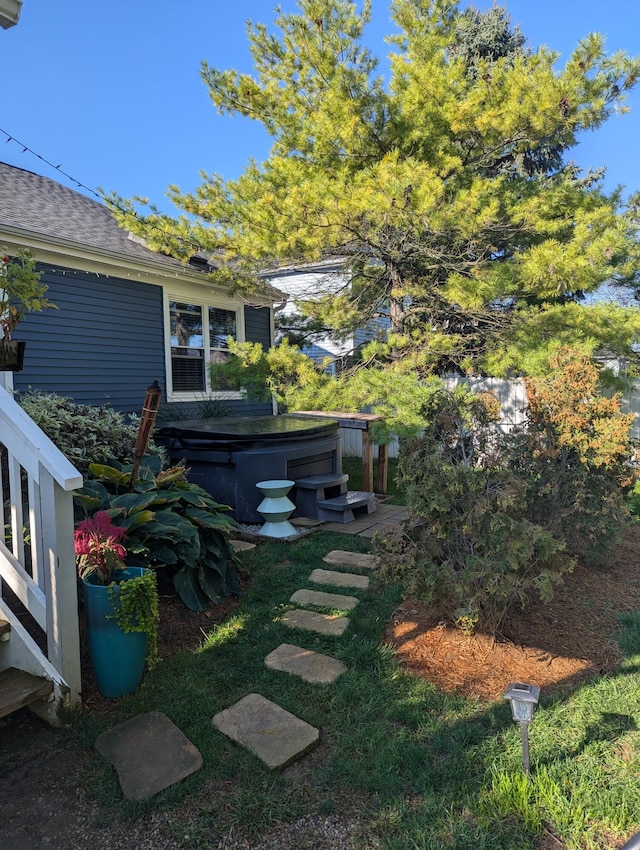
[[176, 489, 209, 508], [120, 509, 156, 531], [87, 463, 130, 486], [110, 491, 158, 513], [149, 545, 179, 565], [198, 565, 224, 603], [174, 566, 208, 612], [73, 493, 103, 513]]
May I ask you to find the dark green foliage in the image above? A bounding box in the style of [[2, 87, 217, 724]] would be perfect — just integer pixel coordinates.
[[375, 385, 570, 635], [19, 390, 165, 474], [74, 456, 242, 612], [376, 357, 634, 634]]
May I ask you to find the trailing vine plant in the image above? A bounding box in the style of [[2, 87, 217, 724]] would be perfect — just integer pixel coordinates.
[[108, 570, 159, 669]]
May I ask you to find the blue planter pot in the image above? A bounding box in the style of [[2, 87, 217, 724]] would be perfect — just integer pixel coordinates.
[[82, 567, 149, 698]]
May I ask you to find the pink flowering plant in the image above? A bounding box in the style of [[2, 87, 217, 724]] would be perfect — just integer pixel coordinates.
[[75, 511, 128, 585], [75, 510, 159, 667]]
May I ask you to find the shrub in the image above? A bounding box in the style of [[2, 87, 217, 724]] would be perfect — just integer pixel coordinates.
[[74, 455, 241, 612], [513, 349, 634, 566], [375, 385, 570, 636], [376, 353, 634, 634], [18, 390, 164, 474]]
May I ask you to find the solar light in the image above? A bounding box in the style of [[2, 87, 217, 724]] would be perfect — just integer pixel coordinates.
[[504, 682, 540, 774]]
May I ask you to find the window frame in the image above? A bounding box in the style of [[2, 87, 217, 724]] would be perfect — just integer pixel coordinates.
[[164, 286, 245, 402]]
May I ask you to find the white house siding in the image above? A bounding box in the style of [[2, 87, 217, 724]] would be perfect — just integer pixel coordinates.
[[266, 261, 355, 360]]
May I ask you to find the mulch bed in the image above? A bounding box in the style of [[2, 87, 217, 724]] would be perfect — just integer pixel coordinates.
[[385, 523, 640, 700]]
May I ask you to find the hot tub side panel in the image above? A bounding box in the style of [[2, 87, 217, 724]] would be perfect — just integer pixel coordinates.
[[164, 432, 342, 522]]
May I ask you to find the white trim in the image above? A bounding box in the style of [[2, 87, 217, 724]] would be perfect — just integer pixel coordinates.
[[0, 227, 278, 305]]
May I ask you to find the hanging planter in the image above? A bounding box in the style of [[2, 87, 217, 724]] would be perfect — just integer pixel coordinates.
[[0, 247, 57, 372], [0, 339, 26, 371]]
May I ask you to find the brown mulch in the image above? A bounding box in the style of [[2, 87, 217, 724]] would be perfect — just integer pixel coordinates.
[[385, 523, 640, 701]]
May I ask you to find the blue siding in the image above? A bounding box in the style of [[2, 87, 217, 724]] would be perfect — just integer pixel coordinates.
[[13, 266, 275, 417], [13, 265, 166, 413], [244, 305, 271, 348]]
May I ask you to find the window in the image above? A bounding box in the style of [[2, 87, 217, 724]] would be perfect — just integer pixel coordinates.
[[169, 300, 239, 396]]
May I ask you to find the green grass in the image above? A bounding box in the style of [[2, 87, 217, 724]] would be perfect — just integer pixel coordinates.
[[73, 531, 640, 849]]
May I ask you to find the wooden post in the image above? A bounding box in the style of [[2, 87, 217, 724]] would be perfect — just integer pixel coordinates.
[[361, 430, 374, 493], [376, 443, 388, 495]]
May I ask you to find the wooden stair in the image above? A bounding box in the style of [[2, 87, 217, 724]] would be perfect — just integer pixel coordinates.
[[0, 618, 54, 719], [0, 667, 54, 719]]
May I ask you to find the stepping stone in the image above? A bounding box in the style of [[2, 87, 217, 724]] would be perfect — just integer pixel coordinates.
[[95, 711, 202, 801], [230, 539, 256, 552], [309, 568, 370, 590], [265, 643, 347, 683], [282, 608, 349, 636], [290, 588, 359, 610], [323, 550, 376, 571], [212, 693, 319, 769]]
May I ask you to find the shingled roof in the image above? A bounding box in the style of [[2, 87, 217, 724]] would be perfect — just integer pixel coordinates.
[[0, 161, 184, 268]]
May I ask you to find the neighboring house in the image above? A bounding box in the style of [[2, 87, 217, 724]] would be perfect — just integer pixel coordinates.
[[265, 258, 385, 372], [0, 162, 280, 415]]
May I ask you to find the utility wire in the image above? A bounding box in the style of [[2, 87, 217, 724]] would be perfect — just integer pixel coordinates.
[[0, 127, 205, 252]]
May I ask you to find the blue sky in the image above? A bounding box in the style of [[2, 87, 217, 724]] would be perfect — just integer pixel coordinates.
[[2, 0, 640, 212]]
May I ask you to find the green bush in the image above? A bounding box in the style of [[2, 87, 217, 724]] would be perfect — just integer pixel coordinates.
[[74, 456, 241, 612], [375, 385, 570, 636], [18, 390, 165, 474], [375, 353, 634, 635]]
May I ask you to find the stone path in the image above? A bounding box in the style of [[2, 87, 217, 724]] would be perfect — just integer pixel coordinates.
[[96, 546, 379, 794], [95, 712, 203, 801], [265, 644, 347, 684]]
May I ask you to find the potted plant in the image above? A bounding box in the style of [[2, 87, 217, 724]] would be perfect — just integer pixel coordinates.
[[75, 511, 159, 698], [0, 247, 56, 371]]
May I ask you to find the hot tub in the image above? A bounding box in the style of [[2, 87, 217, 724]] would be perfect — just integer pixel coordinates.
[[155, 414, 342, 522]]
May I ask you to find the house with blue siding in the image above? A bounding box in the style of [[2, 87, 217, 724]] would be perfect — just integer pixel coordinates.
[[0, 162, 279, 415]]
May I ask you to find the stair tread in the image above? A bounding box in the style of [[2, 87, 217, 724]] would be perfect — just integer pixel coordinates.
[[0, 618, 10, 639], [294, 473, 349, 489], [317, 491, 376, 510], [0, 668, 53, 719]]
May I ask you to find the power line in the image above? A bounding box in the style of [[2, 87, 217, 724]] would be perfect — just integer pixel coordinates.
[[0, 127, 206, 253]]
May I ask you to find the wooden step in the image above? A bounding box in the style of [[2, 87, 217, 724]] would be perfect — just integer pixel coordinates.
[[0, 668, 53, 719], [0, 617, 10, 642], [316, 491, 377, 524]]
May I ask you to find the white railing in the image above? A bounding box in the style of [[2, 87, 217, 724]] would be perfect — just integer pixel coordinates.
[[0, 382, 83, 722]]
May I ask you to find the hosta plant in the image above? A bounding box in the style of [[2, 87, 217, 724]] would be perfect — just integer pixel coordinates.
[[74, 456, 242, 612]]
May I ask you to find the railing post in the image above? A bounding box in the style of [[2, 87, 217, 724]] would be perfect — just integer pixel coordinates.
[[39, 465, 82, 708]]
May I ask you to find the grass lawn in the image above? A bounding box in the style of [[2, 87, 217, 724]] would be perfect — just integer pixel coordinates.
[[73, 529, 640, 850]]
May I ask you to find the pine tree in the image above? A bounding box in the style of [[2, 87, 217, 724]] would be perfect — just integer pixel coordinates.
[[110, 0, 640, 377]]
